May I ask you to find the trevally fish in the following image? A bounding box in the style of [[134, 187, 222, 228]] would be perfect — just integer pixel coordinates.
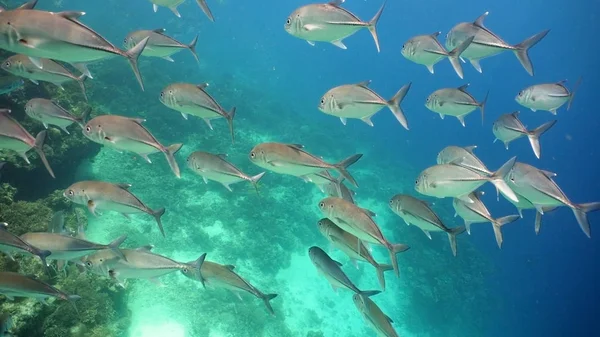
[[25, 98, 90, 134], [0, 222, 51, 268], [82, 114, 183, 178], [0, 75, 24, 95], [1, 54, 87, 100], [317, 218, 393, 290], [19, 232, 127, 262], [389, 194, 466, 256], [186, 151, 265, 192], [353, 293, 398, 337], [0, 109, 55, 178], [492, 111, 556, 159], [308, 246, 381, 296], [452, 191, 520, 248], [318, 81, 412, 130], [0, 271, 80, 310], [63, 180, 167, 237], [124, 28, 199, 63], [445, 11, 549, 76], [159, 83, 236, 143], [515, 78, 582, 115], [249, 142, 362, 187], [181, 258, 278, 316], [318, 197, 410, 277], [436, 145, 491, 176], [401, 33, 473, 79], [425, 84, 488, 126], [148, 0, 214, 21], [284, 0, 385, 52]]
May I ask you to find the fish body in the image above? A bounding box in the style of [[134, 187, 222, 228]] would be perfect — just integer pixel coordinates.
[[425, 84, 487, 126], [186, 151, 265, 192], [436, 145, 491, 175], [0, 75, 24, 95], [124, 28, 199, 63], [353, 294, 398, 337], [19, 232, 126, 261], [0, 271, 80, 308], [492, 111, 556, 158], [25, 98, 89, 134], [401, 32, 473, 78], [0, 223, 51, 267], [516, 79, 581, 114]]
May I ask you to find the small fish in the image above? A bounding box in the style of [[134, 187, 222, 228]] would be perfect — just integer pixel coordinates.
[[318, 197, 409, 277], [25, 98, 90, 134], [0, 271, 80, 311], [48, 210, 66, 234], [0, 75, 24, 95], [186, 151, 265, 193], [452, 191, 520, 248], [492, 111, 556, 159], [63, 180, 167, 237], [389, 194, 466, 256], [149, 0, 214, 21], [515, 78, 582, 115], [284, 0, 385, 52], [436, 145, 491, 176], [1, 55, 88, 100], [353, 293, 398, 337], [124, 28, 199, 63], [318, 81, 411, 129], [401, 33, 473, 79], [0, 109, 55, 178], [425, 84, 488, 126], [159, 83, 236, 143], [0, 312, 13, 336], [181, 258, 278, 316], [0, 222, 51, 269], [317, 218, 393, 290], [445, 11, 549, 76], [20, 232, 127, 262], [308, 246, 381, 296], [82, 114, 183, 178]]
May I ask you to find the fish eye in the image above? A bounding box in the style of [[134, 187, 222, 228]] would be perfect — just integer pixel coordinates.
[[68, 190, 74, 196], [4, 61, 9, 67], [250, 152, 256, 159], [169, 90, 173, 94], [286, 18, 291, 25], [182, 268, 189, 274], [389, 199, 393, 204], [85, 126, 91, 132], [320, 98, 325, 104], [415, 179, 419, 184], [518, 91, 523, 96], [86, 261, 92, 267], [319, 202, 324, 208], [123, 38, 127, 44], [160, 92, 164, 98]]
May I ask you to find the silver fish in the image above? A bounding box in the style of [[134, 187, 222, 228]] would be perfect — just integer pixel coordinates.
[[159, 83, 236, 143], [284, 0, 385, 52], [445, 11, 549, 76], [425, 84, 488, 126], [25, 98, 90, 134], [436, 145, 491, 176], [124, 28, 199, 63], [48, 210, 66, 234], [0, 109, 55, 178], [492, 111, 556, 159], [401, 33, 473, 79], [0, 75, 24, 95], [82, 114, 183, 178], [353, 293, 398, 337], [515, 78, 582, 115], [318, 80, 411, 129], [20, 232, 127, 262], [0, 222, 51, 268], [186, 151, 265, 192], [149, 0, 214, 21], [0, 271, 80, 310], [63, 180, 167, 237]]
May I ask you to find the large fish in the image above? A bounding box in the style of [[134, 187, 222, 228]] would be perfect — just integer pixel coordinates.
[[425, 84, 488, 126], [25, 98, 90, 134], [317, 218, 393, 290], [0, 109, 55, 178], [0, 75, 24, 95], [181, 258, 278, 316], [284, 0, 385, 52], [318, 197, 410, 277], [492, 111, 556, 159], [0, 271, 80, 310], [63, 180, 167, 237], [401, 33, 473, 79], [445, 11, 549, 76], [353, 293, 398, 337], [436, 145, 491, 176], [148, 0, 214, 21], [159, 83, 236, 143], [0, 222, 51, 268], [20, 232, 127, 262], [452, 191, 519, 248], [186, 151, 265, 193], [249, 142, 362, 187], [0, 9, 149, 89], [82, 114, 183, 178], [389, 194, 466, 256], [124, 28, 199, 63], [318, 81, 411, 129], [515, 78, 582, 115]]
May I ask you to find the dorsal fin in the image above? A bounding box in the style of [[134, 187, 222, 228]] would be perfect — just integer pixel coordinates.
[[224, 265, 235, 270], [355, 80, 371, 87], [457, 84, 470, 92], [557, 79, 568, 84], [135, 245, 154, 252], [152, 28, 167, 34], [463, 145, 477, 153], [197, 83, 209, 89], [333, 259, 343, 267], [287, 144, 304, 150], [473, 11, 489, 28], [18, 0, 38, 10], [216, 154, 228, 159], [128, 117, 146, 124], [430, 31, 442, 38], [540, 170, 557, 178], [510, 111, 520, 118], [116, 183, 132, 190], [361, 208, 376, 217], [385, 314, 394, 323], [328, 0, 345, 7], [54, 11, 86, 20]]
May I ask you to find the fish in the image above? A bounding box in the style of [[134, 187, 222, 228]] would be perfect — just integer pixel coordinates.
[[415, 156, 519, 203], [0, 75, 24, 95], [452, 191, 520, 248], [24, 98, 90, 134], [82, 114, 183, 178], [318, 197, 410, 277], [0, 222, 51, 269], [0, 9, 149, 90], [159, 83, 236, 143], [436, 145, 491, 176], [318, 81, 412, 129], [317, 218, 393, 290], [401, 33, 474, 79], [499, 190, 557, 235], [389, 194, 466, 256], [425, 84, 488, 126], [63, 180, 167, 237], [492, 111, 556, 159], [506, 162, 600, 238], [445, 11, 549, 76], [308, 246, 381, 296], [181, 258, 278, 316], [0, 271, 80, 310], [249, 142, 362, 187], [186, 151, 265, 193], [1, 54, 88, 100], [20, 232, 127, 262], [284, 0, 385, 52], [124, 28, 199, 64], [149, 0, 215, 21], [353, 293, 398, 337], [0, 109, 55, 178], [515, 78, 582, 115], [0, 312, 12, 336], [48, 210, 66, 234]]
